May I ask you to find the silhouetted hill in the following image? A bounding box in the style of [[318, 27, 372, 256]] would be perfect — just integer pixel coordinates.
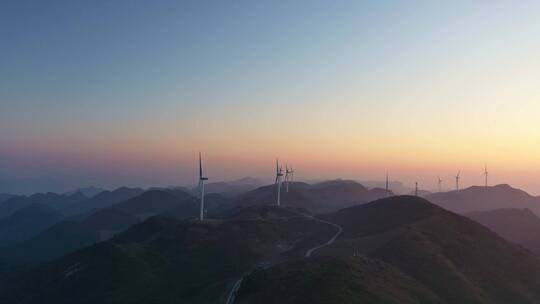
[[114, 189, 194, 219], [233, 180, 390, 213], [467, 208, 540, 255], [360, 180, 411, 195], [2, 221, 99, 264], [227, 205, 309, 220], [0, 192, 85, 218], [0, 204, 63, 246], [196, 177, 265, 197], [311, 196, 540, 303], [0, 194, 14, 204], [426, 184, 540, 215], [82, 208, 139, 232], [0, 208, 140, 267], [64, 186, 105, 198], [237, 256, 441, 304], [0, 208, 336, 303], [163, 192, 232, 220], [62, 187, 144, 216]]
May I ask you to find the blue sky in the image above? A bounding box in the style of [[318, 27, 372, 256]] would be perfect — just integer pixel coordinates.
[[3, 1, 540, 193]]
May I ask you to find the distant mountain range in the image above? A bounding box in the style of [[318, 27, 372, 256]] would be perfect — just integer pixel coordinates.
[[426, 184, 540, 215], [359, 180, 412, 194], [3, 195, 540, 303], [467, 208, 540, 255], [64, 186, 106, 198], [0, 204, 63, 246], [232, 179, 391, 213], [4, 181, 540, 303]]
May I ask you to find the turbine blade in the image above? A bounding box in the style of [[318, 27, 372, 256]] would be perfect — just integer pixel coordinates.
[[199, 152, 203, 178]]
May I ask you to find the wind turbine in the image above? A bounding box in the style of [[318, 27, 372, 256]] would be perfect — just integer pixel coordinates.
[[198, 152, 208, 221], [415, 182, 419, 196], [385, 171, 390, 196], [285, 165, 294, 193], [437, 176, 443, 193], [481, 164, 488, 188], [455, 171, 461, 192], [275, 159, 284, 206]]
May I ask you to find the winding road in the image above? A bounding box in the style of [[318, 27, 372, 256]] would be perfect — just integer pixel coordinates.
[[225, 216, 343, 304]]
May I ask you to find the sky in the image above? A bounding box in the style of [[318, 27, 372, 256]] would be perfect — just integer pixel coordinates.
[[2, 1, 540, 194]]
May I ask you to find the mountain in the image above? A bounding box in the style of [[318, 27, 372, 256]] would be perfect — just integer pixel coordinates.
[[467, 208, 540, 255], [1, 221, 99, 265], [82, 208, 139, 236], [200, 177, 265, 197], [232, 180, 390, 213], [0, 208, 140, 267], [163, 192, 233, 219], [0, 194, 14, 204], [0, 204, 63, 246], [359, 180, 412, 195], [64, 186, 105, 198], [62, 187, 144, 216], [237, 256, 440, 304], [426, 184, 540, 215], [0, 192, 86, 219], [239, 196, 540, 304], [0, 207, 336, 303], [114, 189, 194, 219]]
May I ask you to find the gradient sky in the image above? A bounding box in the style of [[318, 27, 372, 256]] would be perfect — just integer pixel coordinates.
[[3, 1, 540, 194]]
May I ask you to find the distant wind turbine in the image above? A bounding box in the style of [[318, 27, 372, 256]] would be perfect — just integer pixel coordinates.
[[385, 171, 390, 196], [455, 171, 461, 192], [285, 165, 294, 193], [415, 182, 419, 196], [481, 164, 488, 188], [275, 159, 284, 206], [437, 176, 443, 193], [198, 152, 208, 221]]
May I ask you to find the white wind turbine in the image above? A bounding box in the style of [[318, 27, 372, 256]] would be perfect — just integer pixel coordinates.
[[481, 164, 488, 188], [275, 159, 284, 206], [285, 165, 294, 193], [455, 171, 461, 192], [198, 152, 208, 221], [437, 176, 443, 193], [385, 171, 390, 196]]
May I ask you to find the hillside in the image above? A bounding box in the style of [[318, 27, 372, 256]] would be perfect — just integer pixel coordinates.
[[237, 256, 441, 304], [232, 180, 390, 213], [2, 221, 99, 265], [0, 204, 63, 246], [467, 208, 540, 255], [0, 208, 139, 266], [239, 196, 540, 304], [62, 187, 144, 216], [0, 207, 336, 304], [426, 184, 540, 215], [114, 189, 196, 219], [82, 208, 140, 233], [0, 194, 14, 204], [0, 192, 86, 218]]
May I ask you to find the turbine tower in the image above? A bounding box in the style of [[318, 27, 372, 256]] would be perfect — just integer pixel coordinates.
[[437, 176, 443, 193], [415, 182, 419, 196], [385, 171, 389, 196], [455, 171, 461, 192], [482, 164, 488, 188], [285, 165, 294, 193], [275, 159, 284, 206], [198, 152, 208, 221]]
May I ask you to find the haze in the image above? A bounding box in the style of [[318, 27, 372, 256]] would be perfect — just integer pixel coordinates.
[[3, 1, 540, 194]]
